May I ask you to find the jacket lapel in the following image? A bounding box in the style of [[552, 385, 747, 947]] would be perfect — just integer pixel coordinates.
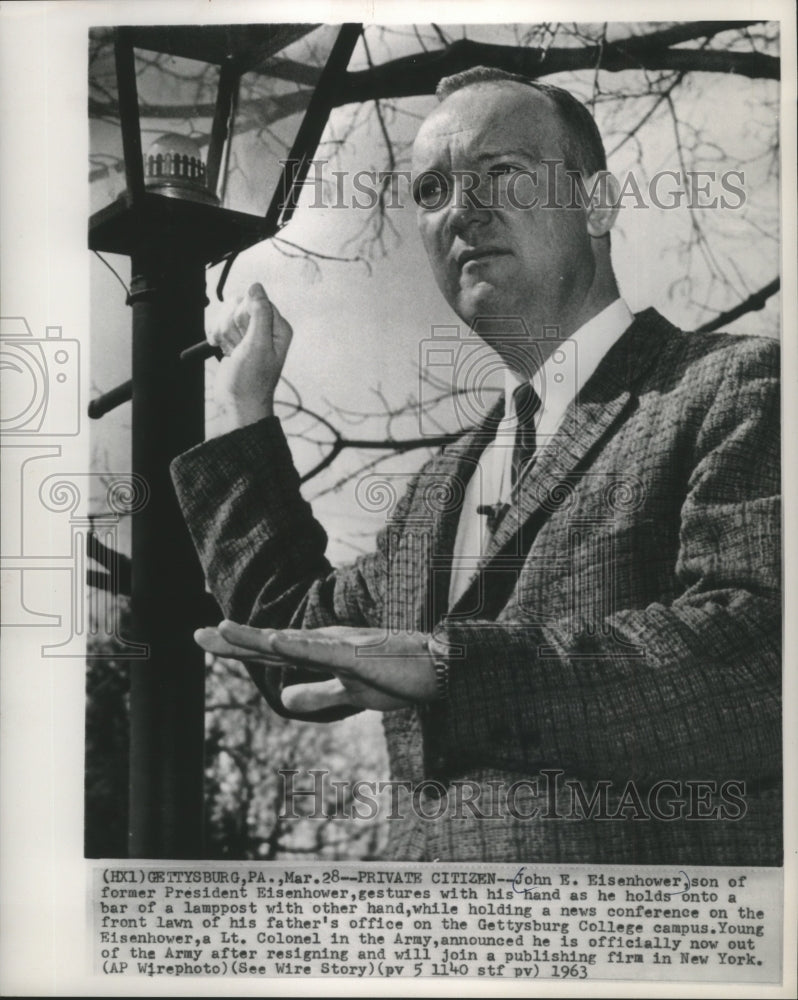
[[406, 399, 504, 630], [446, 309, 670, 617]]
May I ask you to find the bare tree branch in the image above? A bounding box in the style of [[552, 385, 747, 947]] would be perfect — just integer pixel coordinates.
[[88, 90, 311, 128], [605, 71, 684, 158], [695, 278, 780, 333], [338, 22, 777, 105], [298, 431, 461, 484], [272, 235, 372, 274], [88, 22, 778, 138]]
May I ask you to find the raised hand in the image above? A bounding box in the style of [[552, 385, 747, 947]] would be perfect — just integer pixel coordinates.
[[207, 282, 293, 431]]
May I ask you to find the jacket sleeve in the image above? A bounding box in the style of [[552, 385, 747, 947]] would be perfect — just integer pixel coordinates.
[[425, 337, 781, 787], [170, 417, 421, 721]]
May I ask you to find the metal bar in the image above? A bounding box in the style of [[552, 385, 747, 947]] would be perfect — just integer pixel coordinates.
[[206, 57, 241, 199], [88, 378, 133, 419], [180, 340, 222, 365], [264, 23, 362, 235], [113, 29, 145, 206], [88, 343, 222, 419]]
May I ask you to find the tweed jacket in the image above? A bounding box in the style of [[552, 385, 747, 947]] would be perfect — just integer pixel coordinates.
[[171, 308, 781, 865]]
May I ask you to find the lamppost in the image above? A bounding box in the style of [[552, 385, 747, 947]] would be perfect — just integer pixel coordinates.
[[88, 22, 361, 858]]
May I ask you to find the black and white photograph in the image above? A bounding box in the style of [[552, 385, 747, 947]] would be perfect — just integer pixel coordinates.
[[1, 0, 796, 994]]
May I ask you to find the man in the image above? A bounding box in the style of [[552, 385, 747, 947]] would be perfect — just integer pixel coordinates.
[[171, 68, 781, 864]]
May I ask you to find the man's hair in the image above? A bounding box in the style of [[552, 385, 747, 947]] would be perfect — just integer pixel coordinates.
[[436, 66, 607, 177]]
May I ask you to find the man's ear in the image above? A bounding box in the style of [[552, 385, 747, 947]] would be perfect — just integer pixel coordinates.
[[584, 171, 620, 238]]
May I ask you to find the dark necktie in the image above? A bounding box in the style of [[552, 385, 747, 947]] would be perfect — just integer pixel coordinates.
[[511, 382, 541, 488], [476, 382, 542, 533]]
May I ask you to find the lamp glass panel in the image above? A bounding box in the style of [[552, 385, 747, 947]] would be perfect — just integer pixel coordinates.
[[134, 49, 219, 205], [89, 28, 127, 214], [224, 24, 342, 216]]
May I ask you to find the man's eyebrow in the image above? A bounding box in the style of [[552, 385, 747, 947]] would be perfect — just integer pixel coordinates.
[[474, 148, 539, 162], [412, 148, 540, 173]]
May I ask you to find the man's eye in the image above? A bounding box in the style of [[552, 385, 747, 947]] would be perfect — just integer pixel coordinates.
[[412, 171, 449, 209], [487, 163, 520, 177]]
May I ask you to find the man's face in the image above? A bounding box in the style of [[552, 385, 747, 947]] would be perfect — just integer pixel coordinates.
[[412, 83, 597, 339]]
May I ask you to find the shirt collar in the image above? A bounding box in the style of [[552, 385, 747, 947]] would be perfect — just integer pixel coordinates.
[[504, 297, 634, 425]]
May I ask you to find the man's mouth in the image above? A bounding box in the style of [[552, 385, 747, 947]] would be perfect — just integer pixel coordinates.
[[457, 247, 511, 270]]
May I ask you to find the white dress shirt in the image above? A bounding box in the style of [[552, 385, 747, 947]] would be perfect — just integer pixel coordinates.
[[448, 297, 635, 608]]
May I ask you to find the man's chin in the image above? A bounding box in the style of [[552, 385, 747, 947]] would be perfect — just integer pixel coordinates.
[[455, 283, 506, 327]]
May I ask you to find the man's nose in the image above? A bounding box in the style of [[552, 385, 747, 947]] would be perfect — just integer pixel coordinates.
[[448, 172, 491, 236]]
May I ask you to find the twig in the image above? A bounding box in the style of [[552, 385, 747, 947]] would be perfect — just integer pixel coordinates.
[[695, 278, 780, 333]]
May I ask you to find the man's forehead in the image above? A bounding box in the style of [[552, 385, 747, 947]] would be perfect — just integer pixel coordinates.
[[412, 82, 562, 164]]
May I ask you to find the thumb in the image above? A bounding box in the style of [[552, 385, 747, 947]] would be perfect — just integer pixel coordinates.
[[241, 283, 274, 345], [281, 679, 352, 714], [228, 282, 273, 356], [248, 281, 269, 303]]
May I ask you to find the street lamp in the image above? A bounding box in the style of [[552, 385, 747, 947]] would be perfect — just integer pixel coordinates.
[[88, 22, 361, 858]]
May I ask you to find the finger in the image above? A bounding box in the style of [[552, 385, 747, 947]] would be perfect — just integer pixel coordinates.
[[216, 620, 284, 654], [211, 625, 338, 673], [269, 302, 293, 356], [194, 626, 287, 665], [231, 305, 246, 336], [217, 337, 242, 358], [217, 622, 358, 671], [207, 305, 240, 354], [268, 631, 358, 671], [241, 283, 273, 340], [219, 319, 244, 356], [306, 625, 375, 638], [281, 679, 353, 714], [226, 282, 264, 338], [307, 625, 393, 649]]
